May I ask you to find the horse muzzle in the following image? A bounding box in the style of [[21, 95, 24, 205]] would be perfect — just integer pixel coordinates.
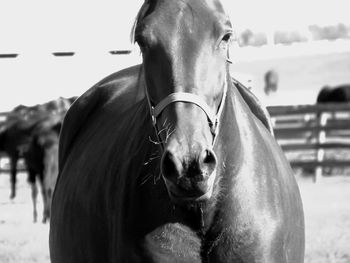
[[161, 148, 217, 205]]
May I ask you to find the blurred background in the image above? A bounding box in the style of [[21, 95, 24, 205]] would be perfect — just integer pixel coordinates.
[[0, 0, 349, 262]]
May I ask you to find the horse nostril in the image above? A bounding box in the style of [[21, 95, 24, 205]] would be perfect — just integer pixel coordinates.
[[200, 149, 217, 173], [202, 149, 216, 164], [161, 150, 181, 179]]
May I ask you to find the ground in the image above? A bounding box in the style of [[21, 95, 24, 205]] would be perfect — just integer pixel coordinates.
[[0, 173, 50, 263], [0, 172, 349, 263], [300, 176, 350, 263]]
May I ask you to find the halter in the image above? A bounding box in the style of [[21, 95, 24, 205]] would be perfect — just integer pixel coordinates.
[[144, 77, 228, 149]]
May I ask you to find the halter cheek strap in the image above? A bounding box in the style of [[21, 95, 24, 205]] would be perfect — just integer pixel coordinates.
[[145, 82, 227, 147]]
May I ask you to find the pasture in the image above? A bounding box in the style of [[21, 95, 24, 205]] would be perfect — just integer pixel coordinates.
[[232, 48, 350, 106], [0, 171, 350, 262]]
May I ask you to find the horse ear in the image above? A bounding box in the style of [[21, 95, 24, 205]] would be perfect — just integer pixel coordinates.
[[232, 77, 275, 136]]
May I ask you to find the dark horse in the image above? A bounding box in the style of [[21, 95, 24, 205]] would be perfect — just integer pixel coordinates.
[[316, 84, 350, 103], [50, 0, 304, 262], [0, 97, 72, 200], [23, 117, 61, 223], [0, 98, 70, 222], [0, 109, 45, 200]]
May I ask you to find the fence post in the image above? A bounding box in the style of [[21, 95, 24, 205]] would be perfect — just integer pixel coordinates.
[[314, 112, 328, 183]]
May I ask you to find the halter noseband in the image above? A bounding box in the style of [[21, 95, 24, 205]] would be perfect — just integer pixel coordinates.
[[144, 80, 227, 148]]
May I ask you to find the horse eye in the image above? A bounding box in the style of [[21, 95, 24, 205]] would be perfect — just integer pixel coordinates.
[[222, 33, 232, 43], [218, 34, 231, 51]]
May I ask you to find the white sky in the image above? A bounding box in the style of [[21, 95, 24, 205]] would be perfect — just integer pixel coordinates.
[[0, 0, 349, 111], [225, 0, 350, 31]]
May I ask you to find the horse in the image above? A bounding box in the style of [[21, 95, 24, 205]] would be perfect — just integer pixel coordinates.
[[264, 69, 279, 96], [0, 109, 44, 199], [310, 84, 350, 176], [23, 116, 61, 223], [316, 84, 350, 103], [0, 98, 71, 222], [50, 0, 304, 262], [0, 97, 71, 200]]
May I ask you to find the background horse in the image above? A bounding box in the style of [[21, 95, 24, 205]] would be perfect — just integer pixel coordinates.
[[264, 69, 279, 96], [316, 84, 350, 103], [50, 0, 304, 262], [0, 97, 72, 222]]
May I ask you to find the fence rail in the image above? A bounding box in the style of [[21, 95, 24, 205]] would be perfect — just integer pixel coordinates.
[[1, 104, 350, 181], [267, 103, 350, 182], [268, 103, 350, 116]]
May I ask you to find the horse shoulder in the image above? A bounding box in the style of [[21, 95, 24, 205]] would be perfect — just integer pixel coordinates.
[[58, 65, 143, 171]]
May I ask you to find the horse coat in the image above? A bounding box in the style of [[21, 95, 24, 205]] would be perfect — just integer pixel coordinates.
[[50, 64, 304, 263]]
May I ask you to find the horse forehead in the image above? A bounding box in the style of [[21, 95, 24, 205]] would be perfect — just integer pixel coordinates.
[[152, 0, 228, 27], [168, 0, 226, 12], [155, 0, 224, 9]]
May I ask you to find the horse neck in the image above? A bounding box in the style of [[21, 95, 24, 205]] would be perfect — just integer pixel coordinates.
[[211, 77, 272, 197], [215, 77, 262, 161]]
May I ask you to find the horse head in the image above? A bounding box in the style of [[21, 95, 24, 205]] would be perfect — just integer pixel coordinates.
[[134, 0, 233, 205]]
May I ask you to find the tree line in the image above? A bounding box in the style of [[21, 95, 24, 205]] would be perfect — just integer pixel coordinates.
[[238, 23, 350, 47]]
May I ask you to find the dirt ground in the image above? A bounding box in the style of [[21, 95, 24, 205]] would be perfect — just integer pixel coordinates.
[[299, 176, 350, 263], [0, 172, 350, 263], [0, 173, 50, 263]]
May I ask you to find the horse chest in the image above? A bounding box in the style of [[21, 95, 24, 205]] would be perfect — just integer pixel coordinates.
[[139, 223, 202, 263], [204, 226, 280, 263], [138, 221, 279, 263]]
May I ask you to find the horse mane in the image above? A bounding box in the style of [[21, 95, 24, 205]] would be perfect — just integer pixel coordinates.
[[130, 0, 152, 44]]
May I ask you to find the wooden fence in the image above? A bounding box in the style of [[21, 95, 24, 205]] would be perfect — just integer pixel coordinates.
[[1, 104, 350, 181], [268, 103, 350, 182]]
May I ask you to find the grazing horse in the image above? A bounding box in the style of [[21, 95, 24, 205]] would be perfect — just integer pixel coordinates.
[[0, 112, 44, 199], [0, 98, 70, 222], [0, 111, 61, 222], [50, 0, 304, 262], [24, 117, 61, 223], [0, 97, 71, 200]]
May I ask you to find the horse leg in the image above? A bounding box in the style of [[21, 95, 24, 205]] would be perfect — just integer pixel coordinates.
[[41, 144, 59, 223], [43, 188, 53, 223], [39, 176, 49, 223], [29, 170, 38, 223], [10, 155, 18, 199]]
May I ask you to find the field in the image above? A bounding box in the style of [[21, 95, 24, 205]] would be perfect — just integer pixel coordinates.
[[232, 44, 350, 106], [0, 172, 350, 263]]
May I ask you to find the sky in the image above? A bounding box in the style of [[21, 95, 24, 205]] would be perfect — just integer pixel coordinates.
[[0, 0, 349, 111], [225, 0, 350, 31]]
